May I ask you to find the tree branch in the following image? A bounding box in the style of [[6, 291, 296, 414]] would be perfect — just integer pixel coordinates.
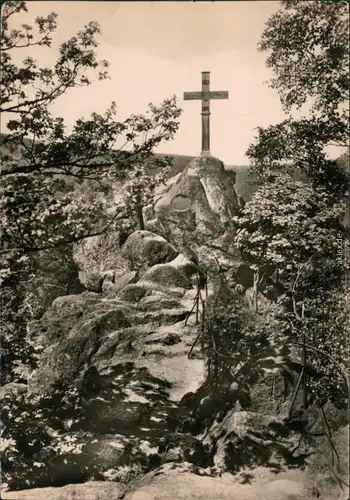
[[0, 210, 122, 256], [291, 341, 349, 396]]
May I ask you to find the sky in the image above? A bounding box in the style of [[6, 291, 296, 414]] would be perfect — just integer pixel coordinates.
[[5, 1, 329, 165]]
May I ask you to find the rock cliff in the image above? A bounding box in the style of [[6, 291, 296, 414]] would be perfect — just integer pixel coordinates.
[[147, 155, 240, 247], [2, 154, 348, 500]]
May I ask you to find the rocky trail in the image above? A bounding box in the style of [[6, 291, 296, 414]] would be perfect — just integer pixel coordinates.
[[2, 156, 348, 500]]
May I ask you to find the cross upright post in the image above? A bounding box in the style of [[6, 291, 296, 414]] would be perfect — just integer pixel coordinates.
[[184, 71, 229, 155]]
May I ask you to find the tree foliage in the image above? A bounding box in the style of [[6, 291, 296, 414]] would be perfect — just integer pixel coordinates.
[[234, 175, 344, 273], [233, 174, 348, 408], [261, 0, 349, 119], [0, 1, 181, 393], [247, 0, 349, 190], [1, 380, 89, 489], [0, 1, 182, 257], [119, 156, 172, 233]]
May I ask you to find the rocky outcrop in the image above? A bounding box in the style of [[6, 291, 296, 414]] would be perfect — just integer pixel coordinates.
[[18, 255, 208, 484], [1, 468, 308, 500], [73, 230, 129, 292], [204, 411, 287, 474], [4, 234, 348, 500], [141, 156, 253, 291], [116, 280, 185, 302], [6, 273, 206, 490], [121, 230, 178, 271], [3, 150, 349, 499], [20, 246, 85, 319], [2, 481, 127, 499], [141, 263, 193, 290], [166, 253, 199, 280], [123, 463, 308, 500], [27, 282, 201, 395], [148, 155, 240, 247], [29, 307, 131, 394], [102, 270, 138, 295], [27, 291, 123, 347]]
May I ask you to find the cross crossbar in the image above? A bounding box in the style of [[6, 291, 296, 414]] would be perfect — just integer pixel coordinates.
[[184, 91, 229, 100], [183, 71, 229, 154]]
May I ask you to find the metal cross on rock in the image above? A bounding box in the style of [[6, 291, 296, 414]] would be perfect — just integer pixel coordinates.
[[184, 71, 229, 155]]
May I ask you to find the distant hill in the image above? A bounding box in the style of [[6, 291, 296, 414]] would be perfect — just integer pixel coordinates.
[[155, 153, 195, 177], [7, 133, 338, 204], [0, 133, 254, 200]]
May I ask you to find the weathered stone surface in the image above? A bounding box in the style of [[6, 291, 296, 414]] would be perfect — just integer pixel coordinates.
[[21, 247, 85, 318], [102, 270, 138, 295], [159, 433, 210, 468], [76, 363, 175, 435], [166, 253, 199, 280], [117, 283, 152, 302], [79, 271, 105, 293], [131, 308, 188, 326], [204, 410, 310, 477], [21, 280, 206, 485], [141, 263, 192, 290], [152, 155, 240, 246], [162, 332, 182, 346], [138, 294, 183, 312], [29, 308, 131, 394], [124, 463, 308, 500], [117, 281, 186, 303], [27, 292, 126, 347], [2, 482, 127, 500], [121, 230, 178, 271], [27, 293, 103, 347], [93, 322, 206, 403], [73, 230, 129, 292]]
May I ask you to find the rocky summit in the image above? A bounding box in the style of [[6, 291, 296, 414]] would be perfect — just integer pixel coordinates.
[[2, 155, 348, 500], [2, 1, 349, 497], [146, 155, 240, 247]]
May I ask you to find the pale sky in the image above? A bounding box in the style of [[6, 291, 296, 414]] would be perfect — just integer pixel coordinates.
[[6, 1, 338, 165]]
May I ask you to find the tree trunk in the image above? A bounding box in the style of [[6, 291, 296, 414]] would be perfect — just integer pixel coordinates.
[[252, 268, 259, 313], [136, 202, 145, 230], [302, 327, 308, 409], [300, 302, 308, 409]]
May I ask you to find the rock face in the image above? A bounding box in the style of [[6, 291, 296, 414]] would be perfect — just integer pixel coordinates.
[[141, 263, 193, 290], [29, 307, 131, 394], [121, 230, 178, 271], [2, 481, 127, 499], [102, 270, 138, 295], [73, 230, 130, 292], [148, 155, 240, 246], [17, 264, 207, 490], [19, 246, 85, 319], [123, 463, 308, 500], [142, 155, 252, 290], [28, 279, 202, 396], [4, 156, 347, 499], [1, 469, 307, 500]]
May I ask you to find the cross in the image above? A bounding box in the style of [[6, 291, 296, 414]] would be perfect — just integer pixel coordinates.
[[184, 71, 229, 155]]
